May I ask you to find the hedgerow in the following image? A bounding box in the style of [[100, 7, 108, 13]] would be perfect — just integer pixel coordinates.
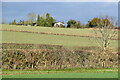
[[2, 44, 118, 70]]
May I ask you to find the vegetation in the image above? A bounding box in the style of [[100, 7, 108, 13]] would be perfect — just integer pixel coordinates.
[[8, 13, 117, 29], [1, 24, 118, 49], [27, 12, 36, 25], [17, 20, 25, 25], [2, 31, 118, 49], [1, 25, 118, 70], [2, 72, 118, 78], [67, 19, 81, 28], [92, 16, 117, 51], [86, 17, 101, 27], [36, 14, 42, 26], [2, 46, 118, 70], [86, 17, 112, 28], [2, 24, 118, 39], [3, 68, 118, 73], [1, 14, 118, 78], [36, 13, 55, 27], [9, 19, 16, 25]]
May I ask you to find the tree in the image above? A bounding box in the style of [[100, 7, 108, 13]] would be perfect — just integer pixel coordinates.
[[17, 20, 24, 25], [67, 19, 76, 28], [87, 17, 111, 28], [27, 12, 36, 25], [45, 13, 55, 27], [87, 17, 101, 27], [36, 13, 55, 27], [67, 19, 81, 28], [46, 13, 50, 19], [75, 21, 81, 28], [92, 16, 117, 68], [93, 16, 117, 51], [36, 14, 42, 26], [40, 19, 46, 26], [9, 19, 16, 25]]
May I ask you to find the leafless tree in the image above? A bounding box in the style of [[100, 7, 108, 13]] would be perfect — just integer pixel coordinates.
[[92, 16, 118, 68], [93, 16, 118, 51]]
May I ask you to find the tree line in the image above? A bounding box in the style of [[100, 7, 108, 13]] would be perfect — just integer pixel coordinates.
[[7, 12, 113, 28]]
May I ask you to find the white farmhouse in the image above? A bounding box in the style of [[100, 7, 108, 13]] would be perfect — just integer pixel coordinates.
[[54, 22, 65, 27]]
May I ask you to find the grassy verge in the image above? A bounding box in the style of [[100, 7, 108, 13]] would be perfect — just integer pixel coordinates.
[[2, 68, 118, 78], [2, 68, 118, 74], [2, 73, 118, 78]]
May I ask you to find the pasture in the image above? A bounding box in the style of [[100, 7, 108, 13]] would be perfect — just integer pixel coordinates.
[[2, 24, 95, 37], [2, 24, 119, 38], [1, 24, 118, 49]]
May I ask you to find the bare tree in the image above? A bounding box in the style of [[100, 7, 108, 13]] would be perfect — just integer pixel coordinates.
[[92, 16, 118, 68], [27, 12, 36, 24], [93, 16, 118, 51]]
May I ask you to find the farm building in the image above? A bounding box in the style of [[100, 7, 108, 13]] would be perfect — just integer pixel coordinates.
[[54, 22, 65, 27]]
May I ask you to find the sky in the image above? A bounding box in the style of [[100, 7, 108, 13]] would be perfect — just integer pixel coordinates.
[[2, 2, 118, 24], [2, 0, 120, 2]]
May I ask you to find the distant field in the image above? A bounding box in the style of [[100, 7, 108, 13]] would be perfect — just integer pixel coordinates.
[[2, 24, 95, 37], [2, 24, 118, 38], [2, 31, 118, 49], [1, 24, 118, 49]]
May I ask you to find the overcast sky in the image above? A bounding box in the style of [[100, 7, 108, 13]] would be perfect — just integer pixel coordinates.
[[2, 2, 118, 24]]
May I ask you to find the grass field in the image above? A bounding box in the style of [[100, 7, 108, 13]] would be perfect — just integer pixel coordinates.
[[1, 24, 118, 49], [2, 24, 95, 37], [2, 24, 118, 38]]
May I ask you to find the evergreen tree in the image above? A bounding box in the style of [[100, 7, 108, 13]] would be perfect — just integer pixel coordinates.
[[36, 13, 55, 27], [45, 13, 55, 27], [36, 14, 42, 26]]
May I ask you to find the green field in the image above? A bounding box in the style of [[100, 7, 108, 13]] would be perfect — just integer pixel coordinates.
[[1, 24, 118, 49], [2, 24, 95, 37]]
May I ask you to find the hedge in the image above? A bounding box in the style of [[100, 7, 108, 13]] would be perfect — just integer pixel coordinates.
[[2, 49, 118, 70]]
